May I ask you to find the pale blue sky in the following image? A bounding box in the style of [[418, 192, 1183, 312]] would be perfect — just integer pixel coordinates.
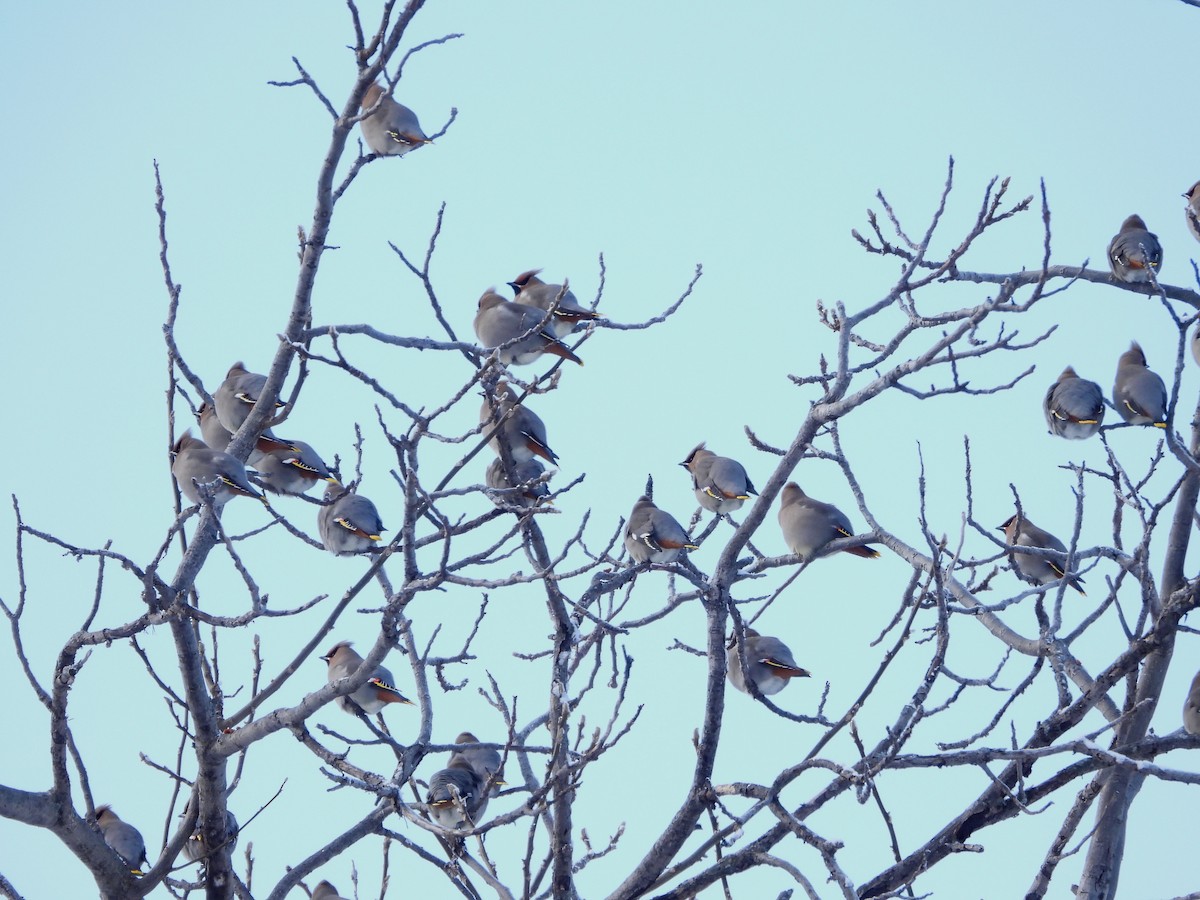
[[3, 1, 1200, 897]]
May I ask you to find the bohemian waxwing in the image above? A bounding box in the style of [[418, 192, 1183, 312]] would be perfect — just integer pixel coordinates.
[[426, 756, 486, 830], [1108, 214, 1162, 284], [448, 732, 505, 823], [679, 444, 757, 514], [359, 82, 430, 157], [507, 269, 601, 339], [1112, 342, 1168, 428], [320, 641, 412, 714], [623, 495, 698, 564], [171, 433, 266, 509], [1185, 181, 1200, 245], [726, 628, 810, 696], [777, 482, 879, 561], [485, 457, 551, 507], [480, 383, 558, 464], [1184, 670, 1200, 735], [253, 440, 338, 495], [318, 485, 384, 555], [1043, 366, 1105, 440], [198, 402, 233, 453], [212, 362, 286, 437], [312, 882, 348, 900], [473, 290, 582, 366], [996, 513, 1085, 595], [181, 801, 238, 864], [95, 805, 148, 876]]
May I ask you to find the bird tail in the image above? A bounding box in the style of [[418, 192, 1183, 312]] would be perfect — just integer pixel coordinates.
[[844, 545, 881, 559], [543, 342, 583, 365]]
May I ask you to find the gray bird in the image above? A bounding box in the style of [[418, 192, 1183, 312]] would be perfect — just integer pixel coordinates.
[[171, 433, 266, 510], [449, 732, 505, 822], [507, 269, 602, 339], [485, 457, 551, 507], [997, 513, 1085, 595], [1108, 214, 1162, 283], [359, 82, 430, 157], [212, 362, 286, 438], [623, 495, 697, 564], [320, 640, 412, 715], [1184, 670, 1200, 736], [318, 485, 384, 555], [726, 628, 811, 696], [1184, 181, 1200, 245], [253, 440, 338, 495], [480, 382, 558, 464], [777, 482, 879, 561], [679, 444, 757, 514], [1043, 366, 1105, 440], [426, 756, 486, 830], [95, 805, 148, 876], [181, 800, 238, 865], [312, 882, 348, 900], [1113, 342, 1168, 428], [197, 402, 233, 453], [1192, 321, 1200, 369], [473, 290, 583, 366]]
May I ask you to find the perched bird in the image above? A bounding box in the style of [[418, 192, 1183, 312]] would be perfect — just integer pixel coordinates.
[[777, 482, 879, 561], [312, 882, 348, 900], [997, 513, 1085, 595], [448, 732, 505, 822], [181, 802, 238, 865], [1108, 214, 1162, 283], [507, 269, 601, 339], [320, 641, 412, 715], [474, 290, 583, 366], [480, 383, 558, 464], [253, 440, 338, 495], [212, 362, 286, 438], [426, 756, 486, 830], [197, 402, 233, 453], [1184, 670, 1200, 736], [1193, 321, 1200, 369], [171, 433, 266, 510], [1113, 342, 1168, 427], [726, 628, 810, 696], [95, 805, 148, 876], [1185, 181, 1200, 245], [679, 444, 757, 514], [318, 485, 384, 555], [485, 457, 551, 507], [623, 495, 697, 564], [359, 82, 430, 157], [1043, 366, 1105, 440]]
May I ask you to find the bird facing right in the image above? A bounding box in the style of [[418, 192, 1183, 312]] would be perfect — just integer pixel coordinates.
[[777, 482, 879, 561], [1043, 366, 1105, 440], [726, 628, 810, 696], [1107, 214, 1162, 283], [318, 485, 384, 555], [1112, 342, 1168, 428]]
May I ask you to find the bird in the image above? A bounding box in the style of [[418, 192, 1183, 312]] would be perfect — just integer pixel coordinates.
[[252, 440, 338, 495], [95, 805, 148, 876], [485, 457, 551, 507], [679, 444, 757, 514], [473, 290, 583, 366], [777, 482, 879, 561], [181, 801, 238, 865], [1184, 670, 1200, 735], [480, 382, 558, 464], [197, 402, 233, 453], [1184, 181, 1200, 245], [447, 732, 505, 823], [318, 485, 384, 555], [1043, 366, 1105, 440], [1112, 342, 1168, 428], [426, 756, 486, 830], [312, 882, 348, 900], [996, 513, 1085, 595], [212, 362, 287, 438], [1108, 214, 1162, 284], [726, 628, 810, 696], [171, 432, 266, 510], [359, 82, 430, 157], [507, 269, 601, 339], [320, 641, 412, 715], [623, 495, 698, 564]]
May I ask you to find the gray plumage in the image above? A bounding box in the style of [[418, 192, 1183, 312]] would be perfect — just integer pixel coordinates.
[[680, 443, 757, 514], [318, 485, 384, 555], [473, 290, 582, 366], [1043, 366, 1105, 440], [624, 495, 697, 564], [480, 383, 558, 464], [507, 269, 601, 338], [197, 402, 232, 452], [997, 513, 1085, 595], [212, 362, 284, 436], [312, 882, 348, 900], [96, 805, 148, 876], [777, 482, 879, 561], [1108, 214, 1162, 283], [1186, 181, 1200, 245], [1184, 670, 1200, 736], [485, 457, 551, 507], [359, 82, 430, 157], [1192, 321, 1200, 369], [726, 628, 810, 696], [426, 756, 486, 830], [321, 640, 412, 714], [449, 732, 504, 823], [181, 803, 238, 864], [253, 440, 337, 495], [1113, 342, 1167, 428], [171, 432, 265, 510]]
